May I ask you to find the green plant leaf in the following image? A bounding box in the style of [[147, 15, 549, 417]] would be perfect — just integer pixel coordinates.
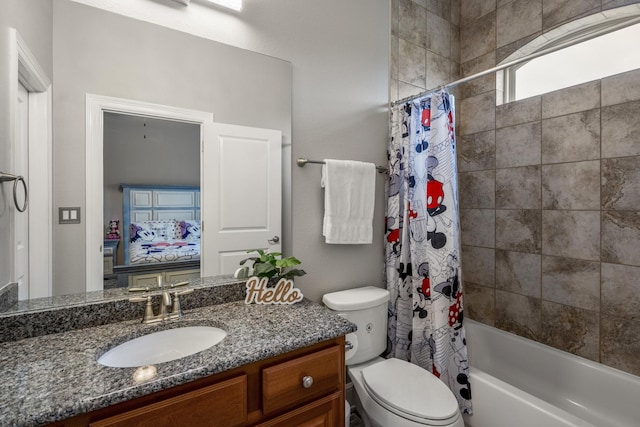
[[283, 268, 306, 279], [239, 256, 258, 266], [239, 250, 304, 280], [253, 262, 277, 277], [275, 257, 301, 268]]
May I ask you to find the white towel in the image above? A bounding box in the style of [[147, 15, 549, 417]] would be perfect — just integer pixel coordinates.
[[321, 159, 376, 244]]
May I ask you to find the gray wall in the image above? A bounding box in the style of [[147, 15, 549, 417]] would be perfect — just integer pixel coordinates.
[[255, 2, 391, 302], [52, 0, 293, 295], [0, 1, 52, 289]]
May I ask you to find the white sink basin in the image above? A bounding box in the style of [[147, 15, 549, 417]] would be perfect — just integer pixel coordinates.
[[98, 326, 227, 368]]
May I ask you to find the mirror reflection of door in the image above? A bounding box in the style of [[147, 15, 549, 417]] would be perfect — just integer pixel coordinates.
[[202, 123, 283, 276], [102, 113, 200, 289]]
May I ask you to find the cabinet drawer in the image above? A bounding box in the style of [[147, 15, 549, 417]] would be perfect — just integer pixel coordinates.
[[90, 375, 247, 427], [256, 391, 342, 427], [262, 345, 342, 415]]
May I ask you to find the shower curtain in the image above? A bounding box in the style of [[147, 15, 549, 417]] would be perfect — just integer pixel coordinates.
[[385, 91, 472, 414]]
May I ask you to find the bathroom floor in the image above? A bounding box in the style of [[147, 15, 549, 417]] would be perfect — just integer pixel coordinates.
[[349, 409, 470, 427], [350, 409, 363, 427]]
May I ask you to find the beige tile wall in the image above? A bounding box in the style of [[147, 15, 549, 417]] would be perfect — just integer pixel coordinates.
[[391, 0, 640, 377], [456, 0, 640, 376], [390, 0, 461, 102]]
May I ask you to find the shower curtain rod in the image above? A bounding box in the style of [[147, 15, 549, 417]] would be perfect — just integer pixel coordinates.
[[390, 15, 640, 107]]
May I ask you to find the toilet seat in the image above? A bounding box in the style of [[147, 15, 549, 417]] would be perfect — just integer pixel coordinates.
[[361, 358, 460, 425]]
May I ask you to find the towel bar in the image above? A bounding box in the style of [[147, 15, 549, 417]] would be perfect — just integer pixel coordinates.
[[296, 158, 387, 173], [0, 172, 28, 212]]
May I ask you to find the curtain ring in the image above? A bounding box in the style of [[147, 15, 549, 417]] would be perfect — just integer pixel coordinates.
[[13, 176, 28, 213]]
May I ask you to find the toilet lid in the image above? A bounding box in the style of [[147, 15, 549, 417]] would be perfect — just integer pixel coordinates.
[[361, 358, 459, 423]]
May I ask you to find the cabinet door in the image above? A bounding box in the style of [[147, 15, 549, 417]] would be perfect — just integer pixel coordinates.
[[89, 375, 247, 427], [127, 273, 161, 288], [256, 392, 343, 427], [164, 269, 200, 284]]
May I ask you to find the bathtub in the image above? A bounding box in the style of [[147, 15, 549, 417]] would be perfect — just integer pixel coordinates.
[[463, 319, 640, 427]]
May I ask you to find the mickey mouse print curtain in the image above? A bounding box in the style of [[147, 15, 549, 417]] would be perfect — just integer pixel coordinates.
[[385, 91, 472, 414]]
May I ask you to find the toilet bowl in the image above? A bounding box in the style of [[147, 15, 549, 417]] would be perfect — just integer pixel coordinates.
[[348, 358, 463, 427], [322, 286, 463, 427]]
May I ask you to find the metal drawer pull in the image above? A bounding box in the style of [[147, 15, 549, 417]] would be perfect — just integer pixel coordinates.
[[302, 375, 314, 389]]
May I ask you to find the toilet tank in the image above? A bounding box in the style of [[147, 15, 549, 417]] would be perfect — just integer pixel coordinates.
[[322, 286, 390, 365]]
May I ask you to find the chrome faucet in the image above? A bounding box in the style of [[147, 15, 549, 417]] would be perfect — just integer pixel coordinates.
[[129, 280, 194, 324]]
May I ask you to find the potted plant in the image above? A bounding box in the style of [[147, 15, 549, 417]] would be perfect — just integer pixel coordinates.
[[239, 249, 306, 282]]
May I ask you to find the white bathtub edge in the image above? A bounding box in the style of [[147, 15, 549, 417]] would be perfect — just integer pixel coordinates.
[[464, 367, 597, 427], [464, 319, 640, 426]]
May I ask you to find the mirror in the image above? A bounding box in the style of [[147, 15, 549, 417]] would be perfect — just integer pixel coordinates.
[[2, 0, 292, 311]]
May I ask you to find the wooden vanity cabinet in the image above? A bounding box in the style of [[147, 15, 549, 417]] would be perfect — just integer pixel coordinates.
[[89, 375, 248, 427], [255, 392, 343, 427], [262, 345, 343, 416], [52, 336, 345, 427]]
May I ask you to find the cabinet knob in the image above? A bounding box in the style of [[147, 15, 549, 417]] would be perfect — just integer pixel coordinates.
[[302, 375, 314, 389]]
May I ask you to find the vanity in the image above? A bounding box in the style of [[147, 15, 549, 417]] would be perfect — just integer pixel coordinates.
[[0, 279, 355, 427]]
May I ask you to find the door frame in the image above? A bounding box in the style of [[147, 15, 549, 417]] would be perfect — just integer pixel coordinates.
[[85, 94, 213, 292], [8, 28, 53, 299]]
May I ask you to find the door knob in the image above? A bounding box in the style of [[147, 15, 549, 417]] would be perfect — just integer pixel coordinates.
[[268, 235, 280, 244]]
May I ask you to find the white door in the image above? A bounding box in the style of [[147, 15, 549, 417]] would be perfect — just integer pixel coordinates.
[[14, 83, 29, 300], [202, 123, 282, 276]]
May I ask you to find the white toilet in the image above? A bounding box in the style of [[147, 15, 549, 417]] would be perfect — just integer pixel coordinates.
[[323, 286, 464, 427]]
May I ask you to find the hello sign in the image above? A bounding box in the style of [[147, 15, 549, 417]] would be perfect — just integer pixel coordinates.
[[245, 277, 304, 305]]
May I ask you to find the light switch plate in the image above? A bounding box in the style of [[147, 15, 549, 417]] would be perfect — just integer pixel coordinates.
[[59, 207, 81, 224]]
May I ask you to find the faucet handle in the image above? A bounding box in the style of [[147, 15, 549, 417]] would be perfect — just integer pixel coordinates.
[[129, 295, 156, 323], [128, 286, 151, 293], [170, 281, 190, 288], [173, 288, 194, 297], [170, 288, 194, 318]]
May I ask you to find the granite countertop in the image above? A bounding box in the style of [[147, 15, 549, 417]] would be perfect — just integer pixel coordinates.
[[0, 298, 356, 427]]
